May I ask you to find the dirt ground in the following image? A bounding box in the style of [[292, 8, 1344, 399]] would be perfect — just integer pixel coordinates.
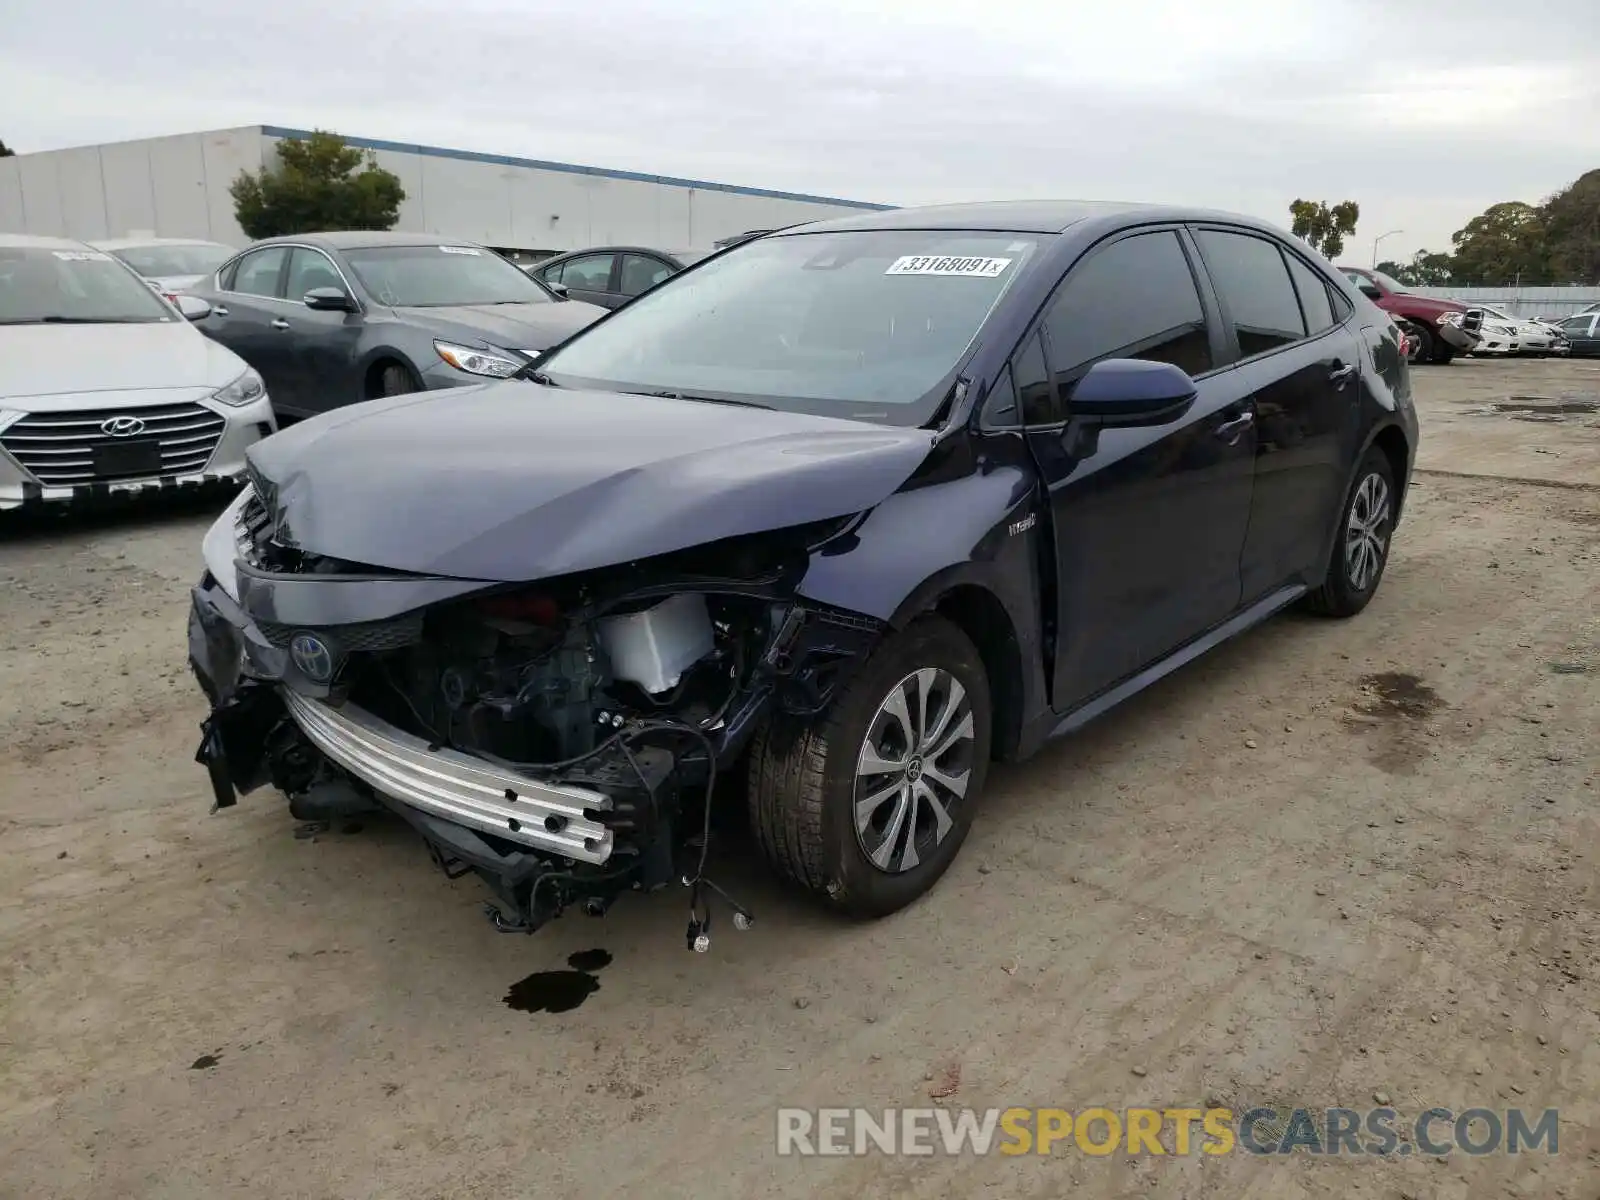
[[2, 357, 1597, 1199]]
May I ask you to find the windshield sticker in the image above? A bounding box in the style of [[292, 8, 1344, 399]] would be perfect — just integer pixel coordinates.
[[886, 255, 1012, 278], [52, 250, 113, 262], [439, 245, 481, 255]]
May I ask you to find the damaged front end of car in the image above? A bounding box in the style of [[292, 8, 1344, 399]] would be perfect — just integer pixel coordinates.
[[189, 479, 885, 945]]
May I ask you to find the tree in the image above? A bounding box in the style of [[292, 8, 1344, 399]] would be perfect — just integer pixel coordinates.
[[0, 140, 15, 157], [231, 130, 404, 239], [1447, 201, 1546, 286], [1539, 168, 1600, 285], [1377, 251, 1454, 288], [1289, 199, 1360, 260]]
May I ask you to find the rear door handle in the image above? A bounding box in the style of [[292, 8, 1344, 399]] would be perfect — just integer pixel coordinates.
[[1329, 363, 1357, 385], [1215, 411, 1255, 443], [271, 318, 290, 330]]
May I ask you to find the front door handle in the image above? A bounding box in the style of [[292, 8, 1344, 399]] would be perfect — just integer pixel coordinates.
[[271, 318, 290, 330], [212, 305, 229, 317], [1215, 411, 1255, 443], [1329, 362, 1357, 385]]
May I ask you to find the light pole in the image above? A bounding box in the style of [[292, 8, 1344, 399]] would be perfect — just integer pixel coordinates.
[[1372, 229, 1404, 268]]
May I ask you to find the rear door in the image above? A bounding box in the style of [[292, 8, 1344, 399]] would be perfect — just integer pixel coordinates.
[[1192, 228, 1364, 600], [548, 252, 619, 307], [1562, 314, 1600, 354], [210, 246, 293, 402], [1005, 227, 1258, 710], [275, 247, 367, 416]]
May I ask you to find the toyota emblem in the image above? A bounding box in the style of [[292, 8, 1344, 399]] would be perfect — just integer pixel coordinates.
[[100, 415, 147, 438], [289, 632, 337, 684]]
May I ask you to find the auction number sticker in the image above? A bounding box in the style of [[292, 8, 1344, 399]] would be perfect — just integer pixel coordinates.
[[439, 245, 481, 255], [52, 250, 113, 262], [886, 255, 1012, 278]]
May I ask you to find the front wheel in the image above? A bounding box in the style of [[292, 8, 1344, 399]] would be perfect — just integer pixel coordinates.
[[1304, 448, 1396, 618], [1404, 323, 1433, 365], [748, 615, 992, 918]]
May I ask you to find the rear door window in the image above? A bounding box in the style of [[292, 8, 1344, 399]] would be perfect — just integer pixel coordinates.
[[1197, 230, 1306, 358], [1041, 230, 1213, 394], [1285, 254, 1336, 335]]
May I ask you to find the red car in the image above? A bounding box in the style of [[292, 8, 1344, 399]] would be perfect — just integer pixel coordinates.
[[1338, 267, 1482, 365]]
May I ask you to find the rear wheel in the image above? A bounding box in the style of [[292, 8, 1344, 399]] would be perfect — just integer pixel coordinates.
[[1304, 448, 1396, 618], [748, 616, 992, 917]]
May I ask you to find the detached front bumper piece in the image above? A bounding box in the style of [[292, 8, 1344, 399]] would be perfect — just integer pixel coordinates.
[[280, 689, 614, 864]]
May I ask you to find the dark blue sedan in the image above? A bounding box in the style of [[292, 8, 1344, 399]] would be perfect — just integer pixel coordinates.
[[188, 201, 1418, 942]]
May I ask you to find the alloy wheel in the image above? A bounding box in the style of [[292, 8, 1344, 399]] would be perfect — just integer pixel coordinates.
[[1345, 472, 1391, 592], [853, 667, 976, 873]]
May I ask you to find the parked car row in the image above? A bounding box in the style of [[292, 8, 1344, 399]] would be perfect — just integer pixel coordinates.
[[525, 245, 711, 309], [1337, 266, 1483, 364]]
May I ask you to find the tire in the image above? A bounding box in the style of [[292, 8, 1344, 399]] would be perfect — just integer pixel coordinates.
[[1403, 324, 1432, 365], [1304, 448, 1397, 618], [374, 361, 421, 398], [747, 615, 992, 918], [1431, 344, 1454, 365]]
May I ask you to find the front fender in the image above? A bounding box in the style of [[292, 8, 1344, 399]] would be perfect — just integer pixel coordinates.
[[797, 462, 1051, 758]]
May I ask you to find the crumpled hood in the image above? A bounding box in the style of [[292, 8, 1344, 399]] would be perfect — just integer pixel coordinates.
[[0, 321, 248, 400], [389, 300, 606, 352], [246, 381, 935, 581]]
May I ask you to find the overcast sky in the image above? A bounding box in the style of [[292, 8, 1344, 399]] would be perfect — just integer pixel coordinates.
[[4, 0, 1596, 262]]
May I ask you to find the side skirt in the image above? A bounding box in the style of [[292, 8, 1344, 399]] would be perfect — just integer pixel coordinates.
[[1047, 583, 1307, 740]]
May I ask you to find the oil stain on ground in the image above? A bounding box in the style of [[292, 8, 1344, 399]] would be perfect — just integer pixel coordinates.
[[1348, 672, 1446, 775], [505, 949, 614, 1014], [1356, 672, 1445, 721]]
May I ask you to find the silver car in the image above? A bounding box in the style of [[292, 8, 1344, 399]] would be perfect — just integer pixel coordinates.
[[0, 234, 275, 510], [91, 237, 236, 302]]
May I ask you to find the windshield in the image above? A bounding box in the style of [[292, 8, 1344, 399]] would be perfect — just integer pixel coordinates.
[[0, 246, 176, 324], [539, 230, 1040, 424], [1368, 269, 1410, 294], [112, 242, 232, 278], [342, 245, 553, 307]]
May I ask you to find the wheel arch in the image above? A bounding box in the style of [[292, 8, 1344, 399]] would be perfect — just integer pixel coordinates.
[[362, 353, 422, 398]]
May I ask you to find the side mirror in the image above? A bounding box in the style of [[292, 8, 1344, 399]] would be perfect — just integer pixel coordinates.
[[1069, 359, 1197, 428], [303, 286, 356, 312], [546, 281, 570, 299], [175, 294, 212, 321]]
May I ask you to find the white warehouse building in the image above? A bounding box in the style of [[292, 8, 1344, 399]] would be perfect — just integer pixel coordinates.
[[0, 125, 891, 259]]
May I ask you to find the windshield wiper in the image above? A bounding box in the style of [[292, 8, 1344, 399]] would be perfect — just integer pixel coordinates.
[[0, 315, 153, 325], [633, 389, 773, 410]]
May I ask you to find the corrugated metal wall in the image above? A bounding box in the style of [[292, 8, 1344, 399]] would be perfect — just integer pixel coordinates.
[[1, 127, 888, 255], [1428, 287, 1600, 319], [0, 128, 265, 246]]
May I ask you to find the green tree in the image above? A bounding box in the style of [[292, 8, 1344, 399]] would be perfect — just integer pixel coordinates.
[[1539, 168, 1600, 285], [230, 131, 404, 239], [1377, 250, 1454, 288], [0, 139, 15, 157], [1289, 199, 1360, 260], [1448, 201, 1546, 285]]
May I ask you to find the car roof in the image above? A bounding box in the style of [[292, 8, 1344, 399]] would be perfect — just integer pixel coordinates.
[[0, 232, 98, 251], [247, 230, 488, 251], [536, 246, 692, 263], [788, 199, 1287, 236], [90, 237, 234, 250]]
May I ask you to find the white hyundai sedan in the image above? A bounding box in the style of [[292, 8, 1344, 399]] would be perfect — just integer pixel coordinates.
[[0, 234, 275, 511]]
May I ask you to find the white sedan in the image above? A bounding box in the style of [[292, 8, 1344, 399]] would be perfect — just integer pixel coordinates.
[[0, 234, 276, 511], [1471, 304, 1558, 355]]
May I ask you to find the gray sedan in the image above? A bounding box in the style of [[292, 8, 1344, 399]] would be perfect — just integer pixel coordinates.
[[185, 231, 608, 420]]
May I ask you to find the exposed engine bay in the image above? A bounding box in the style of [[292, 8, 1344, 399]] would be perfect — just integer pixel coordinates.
[[190, 486, 885, 948]]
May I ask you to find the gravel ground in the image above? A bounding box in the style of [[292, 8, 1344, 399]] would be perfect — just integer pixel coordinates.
[[2, 357, 1597, 1199]]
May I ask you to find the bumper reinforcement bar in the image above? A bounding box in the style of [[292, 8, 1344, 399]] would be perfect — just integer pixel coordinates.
[[281, 689, 615, 864]]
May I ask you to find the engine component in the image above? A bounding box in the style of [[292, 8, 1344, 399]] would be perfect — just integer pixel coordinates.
[[597, 593, 715, 695]]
